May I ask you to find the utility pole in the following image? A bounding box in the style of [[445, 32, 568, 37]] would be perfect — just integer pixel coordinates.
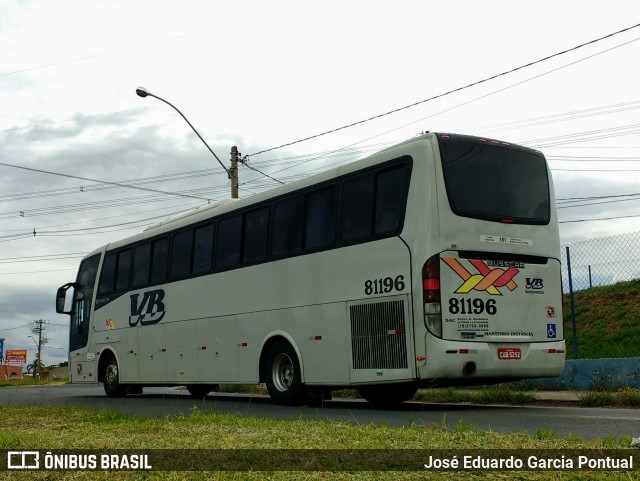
[[29, 319, 47, 379], [230, 146, 239, 199]]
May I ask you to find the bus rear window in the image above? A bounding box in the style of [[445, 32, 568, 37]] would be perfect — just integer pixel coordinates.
[[439, 136, 550, 224]]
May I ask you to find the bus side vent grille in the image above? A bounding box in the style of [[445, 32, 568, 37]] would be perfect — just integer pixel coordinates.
[[350, 300, 408, 370]]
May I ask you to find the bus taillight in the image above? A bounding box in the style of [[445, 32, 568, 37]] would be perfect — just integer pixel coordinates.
[[422, 255, 440, 302], [422, 255, 442, 337]]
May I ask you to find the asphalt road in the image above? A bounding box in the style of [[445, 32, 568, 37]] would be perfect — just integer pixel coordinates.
[[1, 384, 639, 440]]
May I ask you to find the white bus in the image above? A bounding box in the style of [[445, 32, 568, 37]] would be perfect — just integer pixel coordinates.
[[56, 132, 565, 406]]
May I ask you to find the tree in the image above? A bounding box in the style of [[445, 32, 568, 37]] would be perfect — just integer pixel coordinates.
[[26, 359, 44, 377]]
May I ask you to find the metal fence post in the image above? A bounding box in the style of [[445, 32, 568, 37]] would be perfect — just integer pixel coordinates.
[[566, 246, 579, 359]]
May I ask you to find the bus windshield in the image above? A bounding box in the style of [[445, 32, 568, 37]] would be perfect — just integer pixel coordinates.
[[438, 135, 550, 225]]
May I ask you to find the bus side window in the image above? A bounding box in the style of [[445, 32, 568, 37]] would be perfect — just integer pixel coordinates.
[[216, 215, 242, 270], [151, 237, 169, 284], [271, 196, 303, 258], [115, 249, 132, 292], [170, 229, 194, 280], [132, 243, 152, 288], [374, 164, 407, 235], [243, 207, 268, 264], [98, 253, 117, 294], [193, 224, 214, 274], [305, 186, 335, 250], [341, 174, 374, 242]]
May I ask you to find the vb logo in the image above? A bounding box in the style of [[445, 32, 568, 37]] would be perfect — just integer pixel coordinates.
[[443, 258, 518, 295], [129, 289, 166, 326], [526, 278, 544, 290]]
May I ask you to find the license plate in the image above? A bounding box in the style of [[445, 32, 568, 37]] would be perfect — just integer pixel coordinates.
[[498, 348, 521, 360]]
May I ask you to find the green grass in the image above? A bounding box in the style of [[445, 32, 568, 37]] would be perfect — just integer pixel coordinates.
[[0, 377, 69, 388], [0, 405, 636, 481], [413, 386, 536, 405], [579, 387, 640, 407], [563, 279, 640, 359], [416, 387, 640, 408]]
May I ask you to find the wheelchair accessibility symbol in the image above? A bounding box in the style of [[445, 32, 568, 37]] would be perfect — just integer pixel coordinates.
[[547, 323, 557, 339]]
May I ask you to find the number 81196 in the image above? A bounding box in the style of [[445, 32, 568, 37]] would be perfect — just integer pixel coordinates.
[[364, 275, 405, 295], [449, 298, 497, 315]]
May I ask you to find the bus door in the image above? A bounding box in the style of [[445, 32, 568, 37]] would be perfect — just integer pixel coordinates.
[[56, 253, 100, 382]]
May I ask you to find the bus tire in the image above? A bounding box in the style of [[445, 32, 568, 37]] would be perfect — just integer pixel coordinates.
[[101, 356, 128, 398], [358, 383, 418, 407], [264, 341, 306, 405], [186, 384, 218, 398]]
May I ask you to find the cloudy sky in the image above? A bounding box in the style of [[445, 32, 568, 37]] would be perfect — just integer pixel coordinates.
[[1, 0, 639, 367]]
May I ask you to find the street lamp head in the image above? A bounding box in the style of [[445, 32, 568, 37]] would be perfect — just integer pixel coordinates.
[[133, 85, 233, 185], [136, 86, 150, 98]]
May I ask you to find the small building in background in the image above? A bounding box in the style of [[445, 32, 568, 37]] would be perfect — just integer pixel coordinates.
[[0, 365, 24, 380]]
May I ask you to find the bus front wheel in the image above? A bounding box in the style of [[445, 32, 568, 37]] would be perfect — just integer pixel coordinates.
[[101, 356, 128, 398], [264, 341, 306, 405]]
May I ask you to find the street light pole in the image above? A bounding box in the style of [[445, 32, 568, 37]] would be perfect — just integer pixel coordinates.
[[28, 334, 40, 379], [136, 87, 238, 199]]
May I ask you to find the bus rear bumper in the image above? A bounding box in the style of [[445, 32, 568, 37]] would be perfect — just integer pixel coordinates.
[[419, 338, 566, 383]]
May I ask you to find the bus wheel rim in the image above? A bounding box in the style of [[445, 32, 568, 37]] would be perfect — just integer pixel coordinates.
[[105, 363, 118, 387], [272, 353, 293, 392]]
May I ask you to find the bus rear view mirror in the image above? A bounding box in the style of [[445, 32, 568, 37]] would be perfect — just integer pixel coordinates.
[[56, 283, 78, 315]]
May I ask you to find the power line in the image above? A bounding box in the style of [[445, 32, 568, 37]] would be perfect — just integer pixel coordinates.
[[560, 213, 640, 223], [526, 123, 640, 147], [548, 156, 640, 161], [244, 22, 640, 159], [0, 324, 29, 332], [236, 33, 640, 186], [0, 253, 85, 264], [557, 193, 640, 201], [0, 161, 212, 202], [0, 32, 197, 79], [358, 35, 640, 152], [471, 99, 640, 134], [2, 96, 636, 221], [558, 197, 640, 209], [552, 168, 640, 172], [0, 268, 77, 276], [240, 160, 285, 185]]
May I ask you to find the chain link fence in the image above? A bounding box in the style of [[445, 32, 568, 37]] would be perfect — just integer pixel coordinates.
[[561, 231, 640, 293], [560, 230, 640, 360]]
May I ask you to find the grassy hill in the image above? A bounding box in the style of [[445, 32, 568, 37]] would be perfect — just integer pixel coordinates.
[[563, 278, 640, 359]]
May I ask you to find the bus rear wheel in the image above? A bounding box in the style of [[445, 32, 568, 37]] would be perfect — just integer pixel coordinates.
[[264, 341, 306, 405], [101, 356, 128, 398], [358, 383, 418, 407]]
